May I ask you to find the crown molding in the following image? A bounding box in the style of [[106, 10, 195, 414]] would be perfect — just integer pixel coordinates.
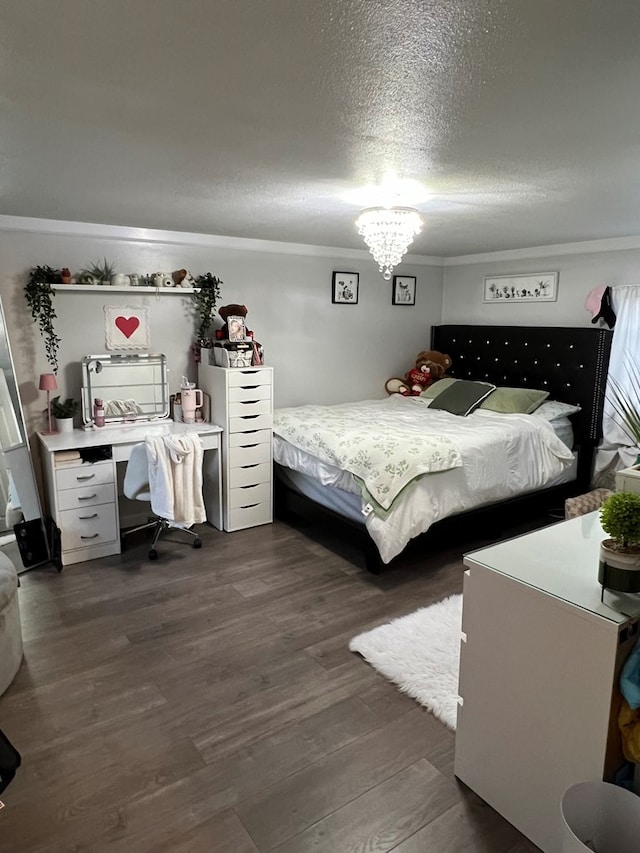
[[0, 214, 444, 266], [444, 234, 640, 265]]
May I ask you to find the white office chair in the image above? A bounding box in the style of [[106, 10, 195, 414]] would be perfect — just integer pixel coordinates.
[[122, 442, 202, 560]]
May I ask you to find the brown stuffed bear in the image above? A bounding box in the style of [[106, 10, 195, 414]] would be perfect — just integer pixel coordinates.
[[216, 304, 251, 340], [385, 350, 452, 396]]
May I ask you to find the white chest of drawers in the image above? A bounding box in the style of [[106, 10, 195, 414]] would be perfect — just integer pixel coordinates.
[[198, 364, 273, 531], [455, 513, 640, 853], [43, 457, 120, 565]]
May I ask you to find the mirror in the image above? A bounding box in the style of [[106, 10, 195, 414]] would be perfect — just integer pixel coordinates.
[[81, 353, 169, 426], [0, 297, 50, 568]]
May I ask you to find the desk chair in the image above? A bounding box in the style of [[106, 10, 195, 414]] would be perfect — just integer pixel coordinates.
[[122, 442, 202, 560]]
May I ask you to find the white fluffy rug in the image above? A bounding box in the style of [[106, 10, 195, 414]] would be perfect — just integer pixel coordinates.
[[349, 594, 462, 730]]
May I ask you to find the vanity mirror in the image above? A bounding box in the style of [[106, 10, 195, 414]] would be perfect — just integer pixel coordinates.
[[81, 353, 169, 426]]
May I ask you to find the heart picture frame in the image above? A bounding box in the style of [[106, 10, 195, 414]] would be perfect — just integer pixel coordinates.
[[104, 305, 150, 350]]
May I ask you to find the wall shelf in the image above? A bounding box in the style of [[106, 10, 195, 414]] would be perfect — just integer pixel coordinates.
[[51, 284, 196, 294]]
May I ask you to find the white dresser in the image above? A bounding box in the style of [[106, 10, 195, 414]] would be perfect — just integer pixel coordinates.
[[41, 456, 120, 566], [455, 513, 640, 853], [198, 364, 273, 531]]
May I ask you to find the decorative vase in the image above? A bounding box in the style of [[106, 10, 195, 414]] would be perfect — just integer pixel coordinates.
[[60, 268, 72, 284], [54, 416, 74, 434], [598, 541, 640, 595]]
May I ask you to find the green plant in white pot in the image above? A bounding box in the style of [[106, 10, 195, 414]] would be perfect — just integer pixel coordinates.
[[599, 491, 640, 598], [51, 396, 79, 433]]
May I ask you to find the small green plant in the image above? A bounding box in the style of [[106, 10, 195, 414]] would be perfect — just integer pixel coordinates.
[[80, 257, 116, 283], [600, 491, 640, 549], [192, 272, 222, 343], [24, 265, 61, 373], [50, 396, 79, 419]]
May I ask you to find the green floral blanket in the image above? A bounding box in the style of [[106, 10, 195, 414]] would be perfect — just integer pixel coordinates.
[[273, 398, 462, 513]]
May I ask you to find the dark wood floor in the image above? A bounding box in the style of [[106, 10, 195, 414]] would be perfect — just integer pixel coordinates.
[[0, 516, 544, 852]]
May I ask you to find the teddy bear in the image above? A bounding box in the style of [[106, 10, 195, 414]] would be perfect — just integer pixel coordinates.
[[215, 304, 253, 340], [385, 350, 452, 396]]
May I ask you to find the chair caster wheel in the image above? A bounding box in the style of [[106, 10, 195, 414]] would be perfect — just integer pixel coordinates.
[[148, 549, 158, 560], [193, 538, 202, 549]]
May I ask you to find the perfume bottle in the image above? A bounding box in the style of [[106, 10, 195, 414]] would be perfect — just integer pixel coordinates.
[[93, 398, 105, 427]]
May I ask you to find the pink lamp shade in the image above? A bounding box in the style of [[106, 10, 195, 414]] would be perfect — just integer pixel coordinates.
[[39, 373, 58, 435], [39, 373, 58, 392]]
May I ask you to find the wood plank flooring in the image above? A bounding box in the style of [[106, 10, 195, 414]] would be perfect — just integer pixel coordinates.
[[0, 518, 543, 852]]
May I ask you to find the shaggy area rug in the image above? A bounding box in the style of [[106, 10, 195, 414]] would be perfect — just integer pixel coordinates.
[[349, 594, 462, 730]]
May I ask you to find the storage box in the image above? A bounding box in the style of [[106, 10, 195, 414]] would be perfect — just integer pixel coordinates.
[[616, 464, 640, 494], [213, 342, 253, 368]]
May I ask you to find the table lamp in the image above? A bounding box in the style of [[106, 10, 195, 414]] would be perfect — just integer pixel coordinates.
[[39, 373, 58, 435]]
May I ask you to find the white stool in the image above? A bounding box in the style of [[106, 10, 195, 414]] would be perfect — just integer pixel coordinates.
[[0, 553, 23, 695]]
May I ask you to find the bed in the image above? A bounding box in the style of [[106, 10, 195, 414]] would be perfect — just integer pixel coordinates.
[[274, 325, 613, 572]]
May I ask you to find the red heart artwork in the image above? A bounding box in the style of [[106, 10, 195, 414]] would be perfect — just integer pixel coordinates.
[[115, 316, 140, 339]]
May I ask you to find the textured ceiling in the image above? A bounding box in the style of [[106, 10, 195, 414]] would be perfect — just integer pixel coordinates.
[[1, 0, 639, 257]]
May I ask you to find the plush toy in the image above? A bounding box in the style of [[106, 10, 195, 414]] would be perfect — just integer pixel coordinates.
[[216, 304, 253, 340], [385, 350, 452, 396]]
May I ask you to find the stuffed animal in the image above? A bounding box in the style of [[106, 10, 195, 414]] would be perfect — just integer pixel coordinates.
[[385, 350, 452, 396], [216, 304, 252, 340]]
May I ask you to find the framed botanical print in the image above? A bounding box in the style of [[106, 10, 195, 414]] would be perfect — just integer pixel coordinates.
[[332, 271, 359, 304], [392, 275, 416, 305]]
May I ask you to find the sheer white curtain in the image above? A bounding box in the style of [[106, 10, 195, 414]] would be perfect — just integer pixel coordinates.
[[594, 286, 640, 486]]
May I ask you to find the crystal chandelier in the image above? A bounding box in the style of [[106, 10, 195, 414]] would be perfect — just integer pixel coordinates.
[[355, 206, 424, 280]]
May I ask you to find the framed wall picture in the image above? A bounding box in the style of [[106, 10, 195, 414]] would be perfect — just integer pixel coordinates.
[[392, 275, 416, 305], [104, 305, 150, 350], [332, 271, 359, 304], [483, 272, 559, 303], [227, 315, 247, 342]]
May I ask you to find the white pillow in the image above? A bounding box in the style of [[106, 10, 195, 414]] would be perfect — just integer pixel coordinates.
[[532, 400, 581, 421]]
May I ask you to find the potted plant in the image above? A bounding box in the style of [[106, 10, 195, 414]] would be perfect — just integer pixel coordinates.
[[24, 265, 61, 374], [79, 258, 116, 286], [607, 359, 640, 464], [192, 272, 222, 355], [598, 491, 640, 596], [50, 396, 79, 433]]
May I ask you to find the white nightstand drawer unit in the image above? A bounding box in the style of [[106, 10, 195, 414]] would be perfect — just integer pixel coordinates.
[[44, 456, 120, 565], [616, 463, 640, 494], [198, 363, 274, 531]]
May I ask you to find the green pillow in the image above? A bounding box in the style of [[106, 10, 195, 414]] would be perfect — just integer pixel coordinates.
[[420, 377, 459, 399], [479, 386, 549, 414], [429, 380, 496, 416]]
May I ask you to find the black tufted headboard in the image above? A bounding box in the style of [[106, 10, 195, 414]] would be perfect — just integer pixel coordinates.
[[431, 326, 613, 475]]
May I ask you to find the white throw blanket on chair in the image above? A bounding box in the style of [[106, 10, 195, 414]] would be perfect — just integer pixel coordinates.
[[145, 434, 206, 527]]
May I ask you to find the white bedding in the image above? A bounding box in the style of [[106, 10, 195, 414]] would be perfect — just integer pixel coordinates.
[[273, 396, 575, 564]]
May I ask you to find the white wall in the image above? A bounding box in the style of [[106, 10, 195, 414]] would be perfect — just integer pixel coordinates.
[[442, 245, 640, 326], [0, 221, 444, 437]]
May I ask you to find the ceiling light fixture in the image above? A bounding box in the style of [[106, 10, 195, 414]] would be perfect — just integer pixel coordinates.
[[355, 206, 424, 280]]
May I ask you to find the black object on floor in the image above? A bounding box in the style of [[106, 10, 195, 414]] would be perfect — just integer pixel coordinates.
[[0, 728, 21, 795]]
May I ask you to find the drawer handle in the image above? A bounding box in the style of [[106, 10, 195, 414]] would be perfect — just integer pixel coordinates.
[[239, 443, 258, 449], [240, 385, 259, 390], [240, 415, 260, 420], [240, 463, 259, 469], [239, 400, 259, 406], [76, 474, 96, 481], [80, 533, 100, 540], [79, 513, 99, 520], [239, 503, 259, 509], [240, 485, 259, 490], [78, 494, 98, 501]]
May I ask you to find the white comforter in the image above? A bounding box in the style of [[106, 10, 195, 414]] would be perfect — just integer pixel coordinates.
[[273, 396, 574, 563]]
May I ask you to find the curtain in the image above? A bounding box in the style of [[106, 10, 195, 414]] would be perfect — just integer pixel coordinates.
[[594, 286, 640, 486]]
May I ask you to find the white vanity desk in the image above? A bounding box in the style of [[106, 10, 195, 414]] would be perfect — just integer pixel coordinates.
[[38, 421, 222, 566]]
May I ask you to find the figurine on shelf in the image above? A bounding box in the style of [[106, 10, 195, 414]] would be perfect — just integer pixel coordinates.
[[60, 268, 72, 284]]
